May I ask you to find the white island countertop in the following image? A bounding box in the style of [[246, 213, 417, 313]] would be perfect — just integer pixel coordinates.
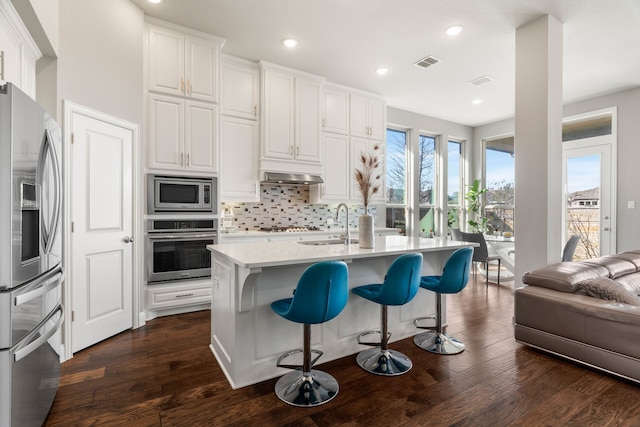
[[207, 235, 476, 269]]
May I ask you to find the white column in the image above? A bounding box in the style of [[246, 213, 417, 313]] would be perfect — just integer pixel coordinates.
[[514, 15, 563, 288]]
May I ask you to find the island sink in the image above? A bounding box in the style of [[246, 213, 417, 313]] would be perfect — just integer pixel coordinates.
[[297, 239, 359, 246]]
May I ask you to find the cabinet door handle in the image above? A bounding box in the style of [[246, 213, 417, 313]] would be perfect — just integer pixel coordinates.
[[186, 153, 190, 166], [289, 145, 293, 155], [322, 117, 326, 127], [180, 77, 184, 93], [180, 152, 184, 166], [296, 146, 300, 156], [253, 105, 257, 117], [187, 79, 192, 94], [175, 293, 195, 298]]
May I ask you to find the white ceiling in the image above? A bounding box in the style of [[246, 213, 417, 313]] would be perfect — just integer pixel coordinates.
[[129, 0, 640, 127]]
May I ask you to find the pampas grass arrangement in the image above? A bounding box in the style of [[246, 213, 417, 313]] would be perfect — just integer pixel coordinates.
[[354, 144, 382, 211]]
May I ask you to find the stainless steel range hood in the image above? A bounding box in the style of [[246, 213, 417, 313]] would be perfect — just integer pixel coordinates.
[[262, 172, 324, 185]]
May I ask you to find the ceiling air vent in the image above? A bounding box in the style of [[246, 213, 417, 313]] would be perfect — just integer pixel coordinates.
[[468, 75, 494, 86], [414, 56, 441, 69]]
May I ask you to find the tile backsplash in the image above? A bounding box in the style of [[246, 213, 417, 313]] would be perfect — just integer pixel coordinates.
[[222, 184, 376, 231]]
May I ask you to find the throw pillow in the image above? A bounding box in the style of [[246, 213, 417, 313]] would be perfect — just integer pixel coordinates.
[[578, 277, 640, 306]]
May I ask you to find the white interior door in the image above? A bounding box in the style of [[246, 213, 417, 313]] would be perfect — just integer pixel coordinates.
[[70, 112, 134, 353], [562, 136, 614, 259]]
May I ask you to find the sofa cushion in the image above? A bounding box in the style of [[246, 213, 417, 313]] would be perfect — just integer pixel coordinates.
[[612, 252, 640, 270], [615, 272, 640, 296], [522, 262, 609, 293], [582, 257, 637, 279], [579, 277, 640, 306]]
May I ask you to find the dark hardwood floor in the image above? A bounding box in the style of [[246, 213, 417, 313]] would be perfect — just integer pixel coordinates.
[[44, 276, 640, 426]]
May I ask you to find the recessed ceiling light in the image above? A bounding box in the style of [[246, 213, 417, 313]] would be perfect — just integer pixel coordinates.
[[472, 99, 483, 105], [282, 38, 298, 48], [147, 0, 163, 3], [376, 67, 388, 75], [445, 25, 464, 36]]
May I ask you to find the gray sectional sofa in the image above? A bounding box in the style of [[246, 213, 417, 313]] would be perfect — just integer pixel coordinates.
[[514, 250, 640, 383]]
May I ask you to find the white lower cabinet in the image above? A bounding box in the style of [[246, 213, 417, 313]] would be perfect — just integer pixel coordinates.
[[146, 280, 212, 311], [220, 115, 259, 201]]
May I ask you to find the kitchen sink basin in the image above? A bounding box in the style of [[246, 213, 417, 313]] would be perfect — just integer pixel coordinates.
[[298, 238, 359, 246]]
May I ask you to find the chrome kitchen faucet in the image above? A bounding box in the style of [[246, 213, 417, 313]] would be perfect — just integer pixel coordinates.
[[335, 203, 351, 245]]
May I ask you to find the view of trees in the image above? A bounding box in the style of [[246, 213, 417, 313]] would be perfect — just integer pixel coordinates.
[[386, 129, 406, 205]]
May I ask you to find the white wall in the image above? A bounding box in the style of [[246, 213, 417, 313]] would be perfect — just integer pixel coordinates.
[[57, 0, 144, 126], [28, 0, 58, 54]]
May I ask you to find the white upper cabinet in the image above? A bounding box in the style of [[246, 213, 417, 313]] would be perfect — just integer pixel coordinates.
[[261, 67, 295, 160], [148, 94, 218, 173], [0, 0, 40, 98], [220, 55, 259, 120], [295, 77, 322, 162], [148, 24, 223, 103], [220, 115, 259, 202], [350, 94, 386, 140], [260, 62, 323, 167], [309, 133, 350, 203], [322, 85, 350, 135]]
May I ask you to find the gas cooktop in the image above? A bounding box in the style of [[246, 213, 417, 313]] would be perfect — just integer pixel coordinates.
[[259, 226, 322, 233]]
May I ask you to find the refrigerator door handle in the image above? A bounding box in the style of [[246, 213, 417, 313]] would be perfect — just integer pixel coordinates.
[[37, 129, 62, 254], [14, 304, 64, 362], [14, 265, 63, 307]]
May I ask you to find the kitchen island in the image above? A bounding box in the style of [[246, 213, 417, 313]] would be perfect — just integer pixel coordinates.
[[208, 236, 476, 389]]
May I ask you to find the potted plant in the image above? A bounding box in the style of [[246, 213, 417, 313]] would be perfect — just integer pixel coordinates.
[[465, 179, 491, 234]]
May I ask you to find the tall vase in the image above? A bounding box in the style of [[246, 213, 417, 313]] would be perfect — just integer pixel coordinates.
[[358, 211, 374, 249]]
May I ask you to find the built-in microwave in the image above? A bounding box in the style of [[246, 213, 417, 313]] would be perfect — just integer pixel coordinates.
[[147, 175, 217, 214]]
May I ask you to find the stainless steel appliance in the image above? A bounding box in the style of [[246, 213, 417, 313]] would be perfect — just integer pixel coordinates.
[[0, 83, 64, 427], [147, 219, 217, 283], [147, 174, 217, 214]]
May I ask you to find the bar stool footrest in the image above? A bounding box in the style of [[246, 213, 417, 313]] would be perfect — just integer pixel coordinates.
[[276, 348, 323, 370], [413, 316, 436, 330], [357, 330, 391, 347]]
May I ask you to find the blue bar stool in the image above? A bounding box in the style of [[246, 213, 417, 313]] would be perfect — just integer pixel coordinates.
[[271, 261, 349, 407], [414, 247, 473, 354], [351, 253, 423, 376]]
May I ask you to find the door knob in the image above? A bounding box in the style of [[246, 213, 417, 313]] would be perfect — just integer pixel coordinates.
[[123, 236, 134, 243]]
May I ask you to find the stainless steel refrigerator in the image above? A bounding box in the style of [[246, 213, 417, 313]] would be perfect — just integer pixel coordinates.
[[0, 83, 64, 426]]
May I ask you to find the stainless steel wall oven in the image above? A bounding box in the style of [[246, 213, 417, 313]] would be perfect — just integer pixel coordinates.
[[146, 219, 218, 284]]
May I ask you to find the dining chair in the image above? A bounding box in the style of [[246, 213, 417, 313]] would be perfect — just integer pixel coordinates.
[[562, 235, 580, 262], [459, 231, 501, 287]]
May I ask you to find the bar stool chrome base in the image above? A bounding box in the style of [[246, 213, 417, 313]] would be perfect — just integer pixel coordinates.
[[413, 331, 465, 355], [355, 347, 413, 376], [274, 369, 339, 407]]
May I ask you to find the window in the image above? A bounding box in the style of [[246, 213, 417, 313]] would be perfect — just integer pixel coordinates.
[[418, 135, 436, 235], [484, 136, 515, 234], [386, 128, 407, 234], [562, 115, 612, 142], [447, 140, 463, 229]]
